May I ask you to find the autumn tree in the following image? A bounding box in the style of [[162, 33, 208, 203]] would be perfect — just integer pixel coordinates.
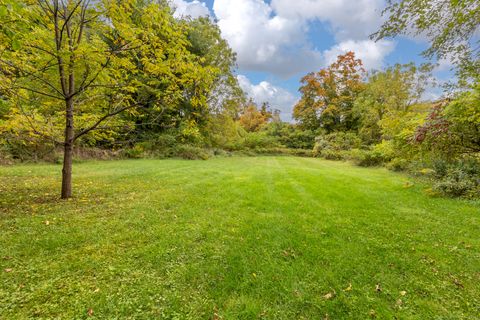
[[293, 52, 365, 133], [239, 101, 271, 132], [415, 84, 480, 156]]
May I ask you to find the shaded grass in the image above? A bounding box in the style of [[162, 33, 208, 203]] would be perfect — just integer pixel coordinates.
[[1, 157, 479, 319]]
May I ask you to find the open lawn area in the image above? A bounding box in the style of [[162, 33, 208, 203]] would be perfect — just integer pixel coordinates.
[[1, 157, 479, 319]]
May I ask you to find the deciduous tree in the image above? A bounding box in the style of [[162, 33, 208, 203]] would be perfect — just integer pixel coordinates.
[[293, 52, 365, 133]]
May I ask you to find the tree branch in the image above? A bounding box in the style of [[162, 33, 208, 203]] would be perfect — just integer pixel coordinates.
[[74, 101, 138, 141]]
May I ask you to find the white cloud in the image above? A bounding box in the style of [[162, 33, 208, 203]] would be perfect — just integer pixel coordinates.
[[237, 75, 298, 121], [212, 0, 392, 77], [171, 0, 210, 19], [213, 0, 323, 77], [209, 1, 396, 121], [323, 39, 395, 70], [271, 0, 385, 40]]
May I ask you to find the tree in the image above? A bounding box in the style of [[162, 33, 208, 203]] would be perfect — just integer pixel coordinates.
[[353, 63, 433, 143], [239, 101, 271, 132], [184, 17, 244, 118], [293, 52, 365, 132], [0, 0, 139, 198], [107, 1, 219, 145], [0, 0, 213, 198], [372, 0, 480, 81], [415, 83, 480, 155]]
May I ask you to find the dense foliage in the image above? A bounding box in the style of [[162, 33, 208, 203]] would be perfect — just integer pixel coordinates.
[[298, 52, 479, 198], [0, 0, 248, 196], [1, 1, 478, 199]]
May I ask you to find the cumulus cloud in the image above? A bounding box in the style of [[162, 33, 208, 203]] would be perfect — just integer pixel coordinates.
[[213, 0, 323, 77], [271, 0, 385, 40], [323, 39, 396, 70], [237, 75, 298, 121], [171, 0, 210, 19], [211, 0, 392, 77]]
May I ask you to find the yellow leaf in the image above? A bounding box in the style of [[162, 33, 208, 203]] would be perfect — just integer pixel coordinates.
[[343, 283, 352, 291]]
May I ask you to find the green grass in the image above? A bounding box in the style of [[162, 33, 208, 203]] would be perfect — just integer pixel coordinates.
[[1, 157, 479, 319]]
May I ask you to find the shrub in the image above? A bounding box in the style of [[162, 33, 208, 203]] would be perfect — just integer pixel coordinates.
[[243, 132, 280, 150], [432, 159, 480, 198], [386, 158, 409, 171], [431, 158, 449, 178], [372, 140, 395, 162], [348, 149, 384, 167], [173, 145, 212, 160], [123, 145, 145, 159], [313, 132, 362, 158], [320, 149, 347, 160]]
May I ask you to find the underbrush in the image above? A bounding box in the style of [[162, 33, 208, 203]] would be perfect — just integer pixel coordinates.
[[312, 132, 480, 199], [429, 159, 480, 198]]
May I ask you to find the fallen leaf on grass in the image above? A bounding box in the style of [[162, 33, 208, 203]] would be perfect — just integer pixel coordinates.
[[375, 284, 382, 292], [403, 182, 414, 188], [452, 278, 464, 289], [87, 308, 94, 316], [45, 220, 50, 225], [213, 306, 222, 320], [323, 291, 335, 300], [343, 283, 352, 291], [4, 268, 12, 273], [400, 290, 407, 296]]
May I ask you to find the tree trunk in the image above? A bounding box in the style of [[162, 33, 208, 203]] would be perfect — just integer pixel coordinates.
[[61, 97, 74, 199]]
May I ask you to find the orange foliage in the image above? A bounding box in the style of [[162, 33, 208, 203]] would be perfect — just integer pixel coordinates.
[[293, 52, 365, 132], [239, 103, 272, 132]]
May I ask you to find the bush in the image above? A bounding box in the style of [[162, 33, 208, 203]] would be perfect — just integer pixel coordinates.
[[319, 149, 347, 160], [432, 159, 480, 198], [431, 158, 449, 178], [347, 149, 384, 167], [386, 158, 409, 171], [243, 132, 280, 150], [313, 132, 362, 158], [372, 140, 395, 162], [173, 145, 212, 160], [123, 145, 145, 159]]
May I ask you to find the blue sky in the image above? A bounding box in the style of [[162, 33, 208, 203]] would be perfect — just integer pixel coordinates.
[[172, 0, 452, 120]]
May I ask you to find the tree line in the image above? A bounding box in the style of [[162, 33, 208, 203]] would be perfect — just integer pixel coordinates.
[[0, 0, 479, 199]]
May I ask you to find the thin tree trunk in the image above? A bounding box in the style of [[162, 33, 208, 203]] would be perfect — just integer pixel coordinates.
[[61, 97, 74, 199]]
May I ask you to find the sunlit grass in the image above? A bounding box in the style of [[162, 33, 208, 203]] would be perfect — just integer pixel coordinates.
[[1, 157, 479, 319]]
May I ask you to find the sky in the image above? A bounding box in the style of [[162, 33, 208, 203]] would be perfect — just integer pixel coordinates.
[[171, 0, 453, 121]]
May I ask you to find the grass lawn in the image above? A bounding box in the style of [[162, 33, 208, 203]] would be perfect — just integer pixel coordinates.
[[1, 157, 479, 319]]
